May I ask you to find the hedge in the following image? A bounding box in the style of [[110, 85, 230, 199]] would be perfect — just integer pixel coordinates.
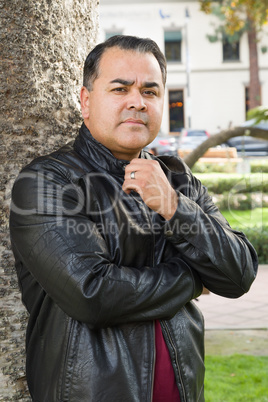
[[234, 226, 268, 264], [213, 192, 268, 210], [192, 160, 268, 174], [195, 173, 268, 194], [250, 160, 268, 174], [192, 169, 268, 263], [192, 161, 238, 174]]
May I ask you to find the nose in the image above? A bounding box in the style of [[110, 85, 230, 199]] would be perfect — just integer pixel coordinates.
[[127, 90, 147, 111]]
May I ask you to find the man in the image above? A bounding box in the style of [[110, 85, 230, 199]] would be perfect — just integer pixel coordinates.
[[10, 35, 258, 401]]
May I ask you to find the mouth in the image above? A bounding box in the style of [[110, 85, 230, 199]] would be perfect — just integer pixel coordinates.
[[122, 118, 146, 125]]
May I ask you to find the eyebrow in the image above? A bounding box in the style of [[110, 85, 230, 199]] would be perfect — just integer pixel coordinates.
[[110, 79, 160, 88]]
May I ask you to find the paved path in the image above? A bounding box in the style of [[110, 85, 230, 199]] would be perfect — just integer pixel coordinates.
[[194, 265, 268, 330]]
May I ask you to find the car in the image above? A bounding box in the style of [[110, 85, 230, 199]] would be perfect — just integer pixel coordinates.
[[226, 135, 268, 156], [179, 129, 210, 149], [145, 135, 180, 156], [226, 120, 268, 156]]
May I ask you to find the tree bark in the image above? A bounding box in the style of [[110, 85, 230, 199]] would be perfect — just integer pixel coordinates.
[[183, 126, 268, 168], [0, 0, 99, 399], [247, 17, 261, 109]]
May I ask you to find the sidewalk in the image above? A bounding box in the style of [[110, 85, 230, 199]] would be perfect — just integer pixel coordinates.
[[194, 265, 268, 330], [195, 265, 268, 356]]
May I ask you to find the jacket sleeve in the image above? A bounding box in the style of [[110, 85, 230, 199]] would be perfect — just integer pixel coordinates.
[[163, 171, 258, 298], [9, 163, 203, 329]]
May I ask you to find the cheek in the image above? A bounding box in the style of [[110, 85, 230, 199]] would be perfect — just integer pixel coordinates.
[[150, 107, 163, 129], [100, 101, 120, 123], [90, 102, 115, 127]]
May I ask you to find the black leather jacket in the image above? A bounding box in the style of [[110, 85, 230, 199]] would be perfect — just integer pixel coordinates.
[[10, 123, 258, 402]]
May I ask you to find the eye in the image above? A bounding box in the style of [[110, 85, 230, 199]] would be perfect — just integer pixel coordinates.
[[112, 87, 127, 93], [143, 89, 157, 96]]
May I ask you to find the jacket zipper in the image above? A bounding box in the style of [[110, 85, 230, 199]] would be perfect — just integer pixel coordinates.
[[60, 318, 75, 400], [160, 320, 187, 402], [145, 179, 158, 400], [150, 321, 156, 402], [150, 211, 155, 401]]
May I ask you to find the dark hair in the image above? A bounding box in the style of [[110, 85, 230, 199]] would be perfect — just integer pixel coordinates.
[[83, 35, 167, 90]]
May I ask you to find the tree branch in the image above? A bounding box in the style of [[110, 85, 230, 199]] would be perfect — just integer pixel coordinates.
[[183, 126, 268, 168]]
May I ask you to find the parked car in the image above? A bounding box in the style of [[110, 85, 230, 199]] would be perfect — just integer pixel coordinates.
[[226, 136, 268, 156], [179, 129, 210, 149], [226, 120, 268, 156], [145, 135, 180, 156]]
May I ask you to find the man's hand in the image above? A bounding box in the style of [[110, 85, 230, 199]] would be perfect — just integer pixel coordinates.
[[123, 159, 178, 221]]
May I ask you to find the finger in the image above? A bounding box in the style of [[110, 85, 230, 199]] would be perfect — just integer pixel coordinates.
[[124, 162, 141, 178], [125, 160, 160, 183], [129, 170, 137, 180], [128, 169, 145, 181], [125, 158, 159, 174], [122, 180, 143, 196], [125, 165, 141, 181]]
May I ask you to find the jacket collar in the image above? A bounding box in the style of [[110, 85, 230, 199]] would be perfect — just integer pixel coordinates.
[[73, 123, 149, 176]]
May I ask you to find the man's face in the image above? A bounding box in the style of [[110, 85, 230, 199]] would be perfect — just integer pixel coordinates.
[[81, 47, 165, 160]]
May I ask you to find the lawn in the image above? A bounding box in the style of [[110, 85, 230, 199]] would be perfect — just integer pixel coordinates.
[[221, 208, 268, 229], [205, 354, 268, 401]]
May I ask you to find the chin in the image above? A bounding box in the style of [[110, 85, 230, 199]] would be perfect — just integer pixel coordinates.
[[127, 141, 149, 151], [121, 136, 149, 148]]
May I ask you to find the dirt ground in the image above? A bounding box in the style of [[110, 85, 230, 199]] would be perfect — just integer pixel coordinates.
[[205, 329, 268, 356]]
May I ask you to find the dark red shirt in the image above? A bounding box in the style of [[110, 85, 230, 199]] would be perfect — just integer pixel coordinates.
[[152, 320, 181, 402]]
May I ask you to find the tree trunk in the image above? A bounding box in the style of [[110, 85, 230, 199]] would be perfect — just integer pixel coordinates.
[[247, 17, 261, 109], [0, 0, 99, 399]]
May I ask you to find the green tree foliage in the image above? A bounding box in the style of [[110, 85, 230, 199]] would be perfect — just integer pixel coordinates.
[[199, 0, 268, 35], [247, 106, 268, 123], [199, 0, 268, 109]]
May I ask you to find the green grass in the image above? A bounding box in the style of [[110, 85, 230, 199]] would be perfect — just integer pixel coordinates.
[[205, 355, 268, 401], [221, 207, 268, 229]]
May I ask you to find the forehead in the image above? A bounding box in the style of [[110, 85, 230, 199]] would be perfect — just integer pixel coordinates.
[[98, 47, 163, 85]]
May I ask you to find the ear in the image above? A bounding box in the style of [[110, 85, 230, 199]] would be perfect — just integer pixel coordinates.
[[80, 86, 90, 119]]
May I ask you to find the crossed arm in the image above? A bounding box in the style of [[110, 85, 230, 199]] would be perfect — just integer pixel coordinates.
[[123, 158, 258, 298], [10, 162, 202, 329], [10, 158, 257, 329]]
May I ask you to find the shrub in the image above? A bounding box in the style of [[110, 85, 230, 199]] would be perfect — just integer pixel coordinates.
[[195, 173, 268, 194], [192, 159, 268, 174], [250, 160, 268, 174], [192, 162, 238, 174], [236, 226, 268, 264], [213, 192, 268, 211]]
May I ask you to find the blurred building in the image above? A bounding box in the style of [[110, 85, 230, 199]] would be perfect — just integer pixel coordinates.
[[98, 0, 268, 136]]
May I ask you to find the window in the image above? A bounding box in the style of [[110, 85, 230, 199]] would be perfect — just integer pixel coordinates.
[[165, 31, 182, 62], [105, 31, 122, 40], [169, 90, 184, 132], [223, 39, 240, 61], [245, 86, 262, 116]]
